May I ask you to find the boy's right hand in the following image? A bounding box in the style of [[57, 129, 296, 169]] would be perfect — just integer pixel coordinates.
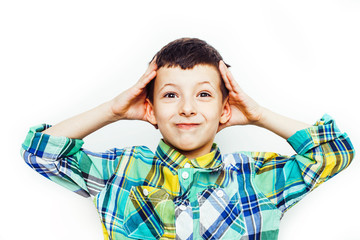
[[110, 58, 157, 123], [41, 58, 158, 139]]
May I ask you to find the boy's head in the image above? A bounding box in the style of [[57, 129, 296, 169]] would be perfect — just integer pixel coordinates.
[[146, 37, 231, 103], [145, 38, 232, 159]]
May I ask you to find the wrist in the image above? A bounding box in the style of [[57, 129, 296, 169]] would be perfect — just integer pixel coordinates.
[[103, 100, 122, 123], [250, 106, 267, 127]]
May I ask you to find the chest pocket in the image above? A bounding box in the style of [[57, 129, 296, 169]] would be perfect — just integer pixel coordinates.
[[123, 186, 175, 240], [198, 187, 245, 240]]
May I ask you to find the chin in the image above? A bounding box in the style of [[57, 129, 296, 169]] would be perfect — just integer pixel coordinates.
[[177, 145, 197, 152], [175, 140, 205, 152]]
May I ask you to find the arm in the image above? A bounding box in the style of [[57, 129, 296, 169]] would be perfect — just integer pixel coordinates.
[[21, 59, 158, 197], [249, 115, 354, 213], [43, 58, 158, 139], [21, 124, 120, 197], [218, 60, 311, 138], [218, 61, 355, 214], [255, 107, 312, 139]]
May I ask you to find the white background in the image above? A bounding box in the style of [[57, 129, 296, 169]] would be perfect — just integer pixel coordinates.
[[1, 1, 359, 239]]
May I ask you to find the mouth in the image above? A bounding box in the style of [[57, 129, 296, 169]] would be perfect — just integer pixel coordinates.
[[176, 123, 200, 130]]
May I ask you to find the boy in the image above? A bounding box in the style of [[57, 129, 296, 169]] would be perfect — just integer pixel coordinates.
[[21, 38, 354, 240]]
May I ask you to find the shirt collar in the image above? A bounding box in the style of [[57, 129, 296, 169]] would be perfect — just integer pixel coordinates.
[[155, 139, 223, 173]]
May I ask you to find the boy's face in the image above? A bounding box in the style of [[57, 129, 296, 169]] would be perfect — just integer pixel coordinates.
[[146, 64, 231, 159]]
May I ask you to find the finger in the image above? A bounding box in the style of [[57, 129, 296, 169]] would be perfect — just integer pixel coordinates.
[[225, 69, 242, 93], [137, 58, 158, 87], [147, 56, 158, 72], [141, 57, 158, 79], [151, 56, 157, 65], [138, 70, 157, 89], [144, 62, 158, 77], [219, 60, 234, 92], [219, 60, 242, 94]]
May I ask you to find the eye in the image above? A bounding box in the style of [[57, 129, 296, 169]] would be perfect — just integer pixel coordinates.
[[198, 92, 211, 97], [164, 92, 177, 98]]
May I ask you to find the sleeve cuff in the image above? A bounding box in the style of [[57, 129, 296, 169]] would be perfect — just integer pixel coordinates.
[[287, 114, 344, 154], [21, 124, 84, 160]]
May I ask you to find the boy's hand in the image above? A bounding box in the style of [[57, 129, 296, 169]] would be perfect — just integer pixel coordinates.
[[41, 59, 158, 139], [218, 60, 264, 132], [110, 58, 157, 123]]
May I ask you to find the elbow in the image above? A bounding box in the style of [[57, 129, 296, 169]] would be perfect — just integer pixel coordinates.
[[344, 142, 355, 170], [20, 145, 30, 164], [20, 146, 37, 169], [342, 134, 355, 169], [331, 135, 355, 174], [316, 136, 355, 184]]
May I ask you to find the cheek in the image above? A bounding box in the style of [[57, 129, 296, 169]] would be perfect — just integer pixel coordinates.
[[154, 104, 175, 123], [200, 103, 223, 120]]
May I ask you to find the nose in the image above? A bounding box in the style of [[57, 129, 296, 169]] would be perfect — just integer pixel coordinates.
[[179, 96, 197, 117]]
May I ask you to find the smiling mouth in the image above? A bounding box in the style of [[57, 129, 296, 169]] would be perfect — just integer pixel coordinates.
[[176, 123, 200, 130]]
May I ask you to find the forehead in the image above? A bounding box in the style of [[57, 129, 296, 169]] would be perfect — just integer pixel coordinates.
[[154, 64, 221, 89]]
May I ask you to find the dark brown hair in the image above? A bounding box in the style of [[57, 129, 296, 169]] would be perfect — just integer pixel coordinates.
[[146, 37, 231, 102]]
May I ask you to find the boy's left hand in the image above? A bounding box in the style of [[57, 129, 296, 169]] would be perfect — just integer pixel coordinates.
[[218, 60, 264, 132]]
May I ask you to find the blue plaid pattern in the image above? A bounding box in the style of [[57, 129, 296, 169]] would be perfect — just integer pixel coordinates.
[[198, 188, 245, 239]]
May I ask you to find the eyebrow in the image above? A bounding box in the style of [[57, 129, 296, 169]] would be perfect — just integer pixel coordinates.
[[158, 80, 216, 92], [198, 81, 216, 90], [158, 83, 178, 92]]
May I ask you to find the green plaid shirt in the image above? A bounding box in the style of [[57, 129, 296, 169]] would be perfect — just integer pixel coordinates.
[[20, 114, 354, 240]]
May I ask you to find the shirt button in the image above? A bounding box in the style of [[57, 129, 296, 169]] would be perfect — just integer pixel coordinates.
[[216, 190, 224, 198], [143, 189, 149, 196], [182, 171, 189, 180], [179, 205, 187, 211], [184, 163, 191, 168]]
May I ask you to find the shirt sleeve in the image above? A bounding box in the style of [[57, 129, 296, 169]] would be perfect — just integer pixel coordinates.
[[249, 114, 355, 215], [20, 124, 123, 198]]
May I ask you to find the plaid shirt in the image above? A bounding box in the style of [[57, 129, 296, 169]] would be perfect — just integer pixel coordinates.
[[20, 114, 354, 240]]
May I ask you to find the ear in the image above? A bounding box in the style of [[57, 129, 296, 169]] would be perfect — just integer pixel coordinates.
[[145, 98, 158, 128], [220, 97, 231, 124]]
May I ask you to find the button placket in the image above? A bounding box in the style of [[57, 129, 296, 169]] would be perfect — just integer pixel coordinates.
[[184, 162, 191, 168], [178, 168, 194, 193]]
